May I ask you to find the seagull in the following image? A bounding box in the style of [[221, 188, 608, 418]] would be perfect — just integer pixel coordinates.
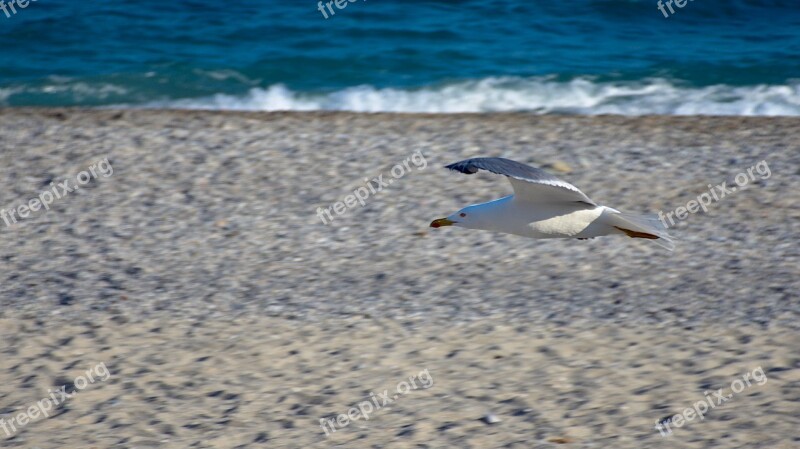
[[430, 157, 674, 251]]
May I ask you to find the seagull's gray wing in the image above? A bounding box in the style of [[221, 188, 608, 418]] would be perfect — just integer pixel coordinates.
[[445, 157, 596, 205]]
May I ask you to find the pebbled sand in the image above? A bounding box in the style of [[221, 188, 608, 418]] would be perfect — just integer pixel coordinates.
[[0, 109, 798, 448], [1, 315, 798, 448]]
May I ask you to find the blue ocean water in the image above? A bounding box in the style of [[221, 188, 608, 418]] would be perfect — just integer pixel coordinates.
[[1, 0, 799, 114]]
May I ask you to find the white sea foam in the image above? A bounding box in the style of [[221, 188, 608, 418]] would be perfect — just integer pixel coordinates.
[[142, 77, 800, 116], [0, 81, 129, 105]]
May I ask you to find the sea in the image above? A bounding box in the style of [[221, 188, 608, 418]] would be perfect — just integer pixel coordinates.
[[1, 0, 799, 115]]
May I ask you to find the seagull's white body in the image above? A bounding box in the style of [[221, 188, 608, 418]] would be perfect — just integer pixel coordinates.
[[465, 195, 613, 239], [431, 157, 674, 251]]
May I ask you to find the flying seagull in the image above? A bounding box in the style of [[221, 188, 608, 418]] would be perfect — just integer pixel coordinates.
[[430, 157, 674, 251]]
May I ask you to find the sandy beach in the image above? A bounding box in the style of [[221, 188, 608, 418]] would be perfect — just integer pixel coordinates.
[[0, 109, 798, 448]]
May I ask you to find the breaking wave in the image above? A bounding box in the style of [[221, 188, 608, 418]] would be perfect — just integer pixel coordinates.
[[141, 77, 800, 116]]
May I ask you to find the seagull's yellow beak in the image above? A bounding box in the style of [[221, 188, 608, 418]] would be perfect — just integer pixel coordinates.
[[430, 218, 455, 228]]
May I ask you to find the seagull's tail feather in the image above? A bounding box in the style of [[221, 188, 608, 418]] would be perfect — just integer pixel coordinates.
[[607, 210, 675, 251]]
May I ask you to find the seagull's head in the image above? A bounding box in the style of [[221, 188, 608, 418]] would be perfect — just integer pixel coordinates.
[[430, 206, 479, 229], [430, 197, 514, 232]]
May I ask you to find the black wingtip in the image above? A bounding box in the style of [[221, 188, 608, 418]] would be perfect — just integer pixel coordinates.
[[444, 161, 479, 174]]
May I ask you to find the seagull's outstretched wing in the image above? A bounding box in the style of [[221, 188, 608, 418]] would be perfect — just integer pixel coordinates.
[[445, 157, 596, 205]]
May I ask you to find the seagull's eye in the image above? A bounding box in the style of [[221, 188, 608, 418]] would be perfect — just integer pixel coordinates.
[[460, 213, 467, 217]]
